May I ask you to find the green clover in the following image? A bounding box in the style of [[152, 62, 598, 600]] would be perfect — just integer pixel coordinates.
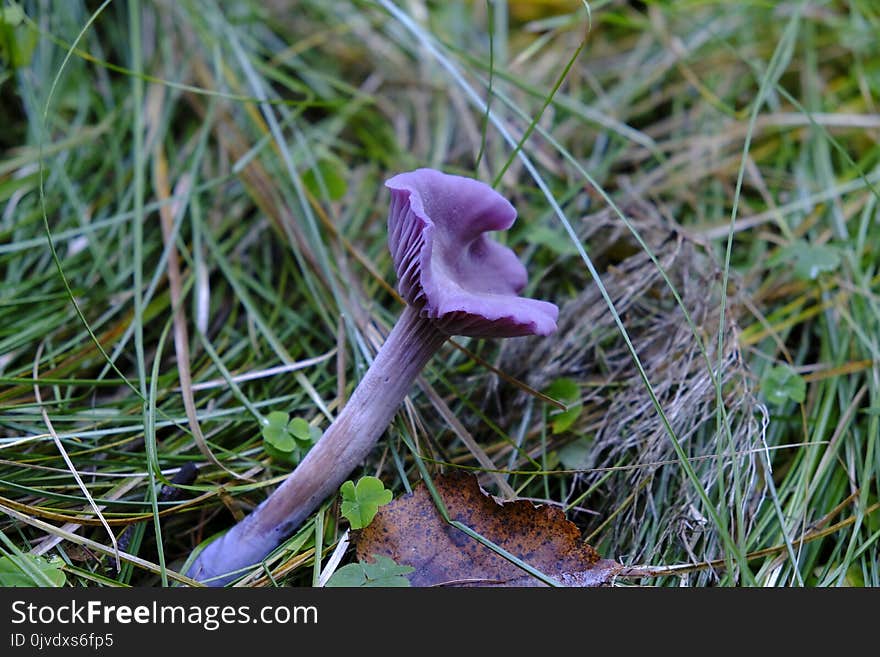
[[340, 476, 393, 529]]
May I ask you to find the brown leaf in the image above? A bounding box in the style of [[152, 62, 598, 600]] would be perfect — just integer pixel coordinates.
[[355, 472, 623, 587]]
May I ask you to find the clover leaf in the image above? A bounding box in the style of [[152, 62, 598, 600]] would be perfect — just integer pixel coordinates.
[[325, 555, 413, 587], [545, 377, 583, 434], [771, 240, 840, 281], [261, 412, 321, 464], [340, 476, 393, 529], [760, 364, 806, 405], [302, 158, 347, 201], [0, 554, 66, 587]]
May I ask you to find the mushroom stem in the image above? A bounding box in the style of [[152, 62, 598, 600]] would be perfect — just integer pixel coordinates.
[[188, 304, 447, 585]]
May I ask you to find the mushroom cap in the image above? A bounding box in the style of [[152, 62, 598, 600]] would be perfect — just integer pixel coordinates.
[[385, 168, 559, 338]]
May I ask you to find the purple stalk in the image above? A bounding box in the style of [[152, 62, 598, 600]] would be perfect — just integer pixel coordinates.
[[188, 305, 447, 585]]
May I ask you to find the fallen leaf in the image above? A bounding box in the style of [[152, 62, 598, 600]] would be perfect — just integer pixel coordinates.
[[355, 472, 623, 587]]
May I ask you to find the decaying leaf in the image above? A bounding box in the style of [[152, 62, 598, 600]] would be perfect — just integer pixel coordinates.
[[355, 472, 623, 587]]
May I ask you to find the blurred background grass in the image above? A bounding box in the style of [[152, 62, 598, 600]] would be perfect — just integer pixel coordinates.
[[0, 0, 878, 586]]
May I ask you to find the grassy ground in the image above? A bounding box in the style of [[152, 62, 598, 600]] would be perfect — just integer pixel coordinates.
[[1, 0, 878, 587]]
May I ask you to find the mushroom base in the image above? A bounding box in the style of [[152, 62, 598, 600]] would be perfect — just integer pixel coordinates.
[[187, 304, 448, 585]]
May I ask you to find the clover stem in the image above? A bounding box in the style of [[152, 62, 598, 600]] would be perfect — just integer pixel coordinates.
[[188, 304, 447, 585]]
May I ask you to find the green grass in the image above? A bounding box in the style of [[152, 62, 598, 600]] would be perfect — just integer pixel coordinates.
[[1, 0, 878, 587]]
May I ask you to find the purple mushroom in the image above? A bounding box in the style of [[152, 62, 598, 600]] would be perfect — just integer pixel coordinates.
[[188, 168, 558, 585]]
